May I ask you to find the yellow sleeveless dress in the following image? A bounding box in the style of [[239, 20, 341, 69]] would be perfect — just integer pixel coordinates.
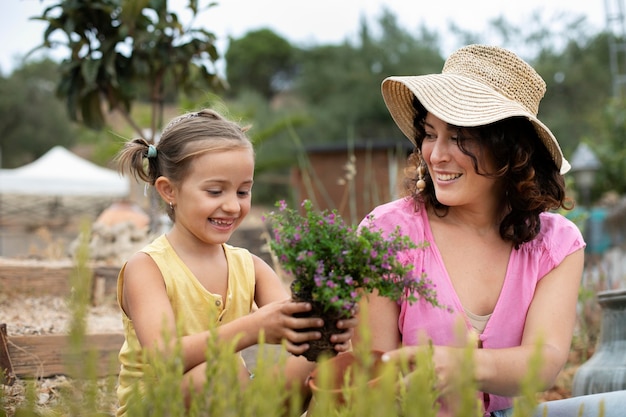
[[115, 235, 255, 416]]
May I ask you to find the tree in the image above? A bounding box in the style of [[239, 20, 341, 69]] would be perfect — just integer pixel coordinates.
[[532, 33, 612, 156], [225, 28, 296, 100], [292, 8, 444, 144], [0, 59, 75, 167], [32, 0, 225, 142]]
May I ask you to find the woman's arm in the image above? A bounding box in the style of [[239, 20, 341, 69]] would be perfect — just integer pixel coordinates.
[[353, 289, 402, 352], [474, 247, 584, 396], [368, 248, 584, 398]]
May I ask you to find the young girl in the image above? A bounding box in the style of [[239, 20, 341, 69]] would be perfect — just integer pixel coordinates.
[[114, 109, 353, 416]]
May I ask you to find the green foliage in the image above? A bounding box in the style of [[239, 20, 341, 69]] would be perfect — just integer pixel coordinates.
[[586, 98, 626, 197], [33, 0, 225, 139], [264, 199, 438, 316], [225, 29, 296, 100], [290, 10, 445, 144], [535, 33, 613, 157], [512, 339, 544, 417], [0, 59, 75, 167], [4, 6, 623, 204], [3, 271, 585, 417]]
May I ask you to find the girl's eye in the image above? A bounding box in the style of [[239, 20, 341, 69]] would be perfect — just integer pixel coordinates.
[[207, 189, 222, 196], [238, 190, 251, 197], [424, 132, 436, 141]]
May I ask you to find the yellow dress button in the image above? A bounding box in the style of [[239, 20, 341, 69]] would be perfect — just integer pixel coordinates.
[[215, 299, 222, 307]]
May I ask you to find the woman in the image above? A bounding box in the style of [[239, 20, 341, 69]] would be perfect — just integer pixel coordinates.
[[355, 44, 584, 417]]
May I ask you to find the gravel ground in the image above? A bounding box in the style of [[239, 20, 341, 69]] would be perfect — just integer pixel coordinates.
[[1, 295, 123, 416], [0, 294, 123, 336]]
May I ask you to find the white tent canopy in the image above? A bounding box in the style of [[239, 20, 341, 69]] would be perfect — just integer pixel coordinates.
[[0, 146, 129, 196]]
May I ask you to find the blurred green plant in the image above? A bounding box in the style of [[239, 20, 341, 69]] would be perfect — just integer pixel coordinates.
[[0, 224, 594, 417]]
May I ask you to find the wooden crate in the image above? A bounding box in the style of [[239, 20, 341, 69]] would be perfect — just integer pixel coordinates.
[[0, 326, 123, 383]]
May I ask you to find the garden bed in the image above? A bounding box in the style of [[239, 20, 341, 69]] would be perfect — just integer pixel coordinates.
[[0, 259, 585, 416]]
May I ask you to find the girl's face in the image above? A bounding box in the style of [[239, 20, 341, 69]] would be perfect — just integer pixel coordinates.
[[421, 113, 499, 208], [174, 147, 254, 245]]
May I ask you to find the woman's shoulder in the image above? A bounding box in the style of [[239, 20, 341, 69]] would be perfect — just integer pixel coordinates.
[[362, 197, 427, 238], [538, 211, 584, 240], [522, 211, 586, 259], [365, 197, 422, 224]]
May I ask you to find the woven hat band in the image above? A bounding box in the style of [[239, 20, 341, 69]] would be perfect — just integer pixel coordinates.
[[442, 45, 546, 117]]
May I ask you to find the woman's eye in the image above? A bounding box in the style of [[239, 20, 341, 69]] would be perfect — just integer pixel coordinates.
[[424, 132, 436, 141], [207, 190, 222, 195], [238, 190, 251, 197]]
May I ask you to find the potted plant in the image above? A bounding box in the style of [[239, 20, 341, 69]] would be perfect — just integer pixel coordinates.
[[263, 199, 440, 361]]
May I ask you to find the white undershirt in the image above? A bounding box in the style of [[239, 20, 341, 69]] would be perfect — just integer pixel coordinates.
[[464, 308, 492, 334]]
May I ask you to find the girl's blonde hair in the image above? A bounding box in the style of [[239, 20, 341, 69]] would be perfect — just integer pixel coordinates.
[[115, 108, 253, 220]]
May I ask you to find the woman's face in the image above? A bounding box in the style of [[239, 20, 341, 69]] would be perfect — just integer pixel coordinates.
[[420, 113, 499, 208]]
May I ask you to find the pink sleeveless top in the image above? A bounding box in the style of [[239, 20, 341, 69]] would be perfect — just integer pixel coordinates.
[[361, 198, 585, 414]]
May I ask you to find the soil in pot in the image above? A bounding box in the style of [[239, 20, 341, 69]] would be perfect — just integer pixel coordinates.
[[292, 297, 351, 362]]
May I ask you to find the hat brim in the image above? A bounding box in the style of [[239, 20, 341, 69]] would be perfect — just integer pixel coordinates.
[[381, 75, 570, 175]]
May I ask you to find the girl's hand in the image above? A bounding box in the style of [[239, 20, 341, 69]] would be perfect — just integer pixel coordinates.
[[254, 300, 323, 355], [330, 316, 358, 352]]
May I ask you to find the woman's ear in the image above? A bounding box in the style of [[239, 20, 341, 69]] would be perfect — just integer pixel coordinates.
[[155, 176, 176, 205]]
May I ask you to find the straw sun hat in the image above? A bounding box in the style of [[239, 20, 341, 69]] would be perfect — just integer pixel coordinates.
[[381, 44, 570, 175]]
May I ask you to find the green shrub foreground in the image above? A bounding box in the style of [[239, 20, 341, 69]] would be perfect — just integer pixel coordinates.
[[1, 329, 546, 417], [0, 225, 599, 417]]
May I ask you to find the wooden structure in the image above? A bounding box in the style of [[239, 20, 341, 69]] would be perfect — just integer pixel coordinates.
[[290, 140, 413, 224], [1, 327, 123, 385], [0, 260, 123, 385]]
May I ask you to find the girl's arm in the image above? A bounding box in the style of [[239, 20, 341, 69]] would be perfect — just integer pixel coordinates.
[[121, 252, 320, 373]]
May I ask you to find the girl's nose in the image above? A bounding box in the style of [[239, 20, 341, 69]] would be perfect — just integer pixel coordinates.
[[222, 193, 241, 213]]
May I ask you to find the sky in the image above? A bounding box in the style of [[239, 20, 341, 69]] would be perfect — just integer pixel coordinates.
[[1, 0, 608, 76]]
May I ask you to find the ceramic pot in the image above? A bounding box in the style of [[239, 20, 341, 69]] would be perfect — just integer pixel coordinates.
[[572, 288, 626, 395], [306, 350, 385, 405]]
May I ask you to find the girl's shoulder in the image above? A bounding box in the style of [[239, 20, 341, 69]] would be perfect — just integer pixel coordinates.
[[223, 243, 255, 271]]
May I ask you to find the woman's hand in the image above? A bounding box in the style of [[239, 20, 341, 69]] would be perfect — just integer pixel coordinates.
[[382, 345, 465, 398]]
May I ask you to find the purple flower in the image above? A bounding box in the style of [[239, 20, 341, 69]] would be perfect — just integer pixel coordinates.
[[262, 198, 441, 316]]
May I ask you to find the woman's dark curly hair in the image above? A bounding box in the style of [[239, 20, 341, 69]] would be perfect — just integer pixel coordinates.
[[404, 97, 571, 248]]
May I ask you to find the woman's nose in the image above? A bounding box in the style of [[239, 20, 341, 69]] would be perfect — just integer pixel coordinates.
[[428, 137, 450, 163]]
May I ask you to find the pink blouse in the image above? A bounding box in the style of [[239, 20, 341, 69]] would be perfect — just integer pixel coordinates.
[[361, 197, 585, 414]]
